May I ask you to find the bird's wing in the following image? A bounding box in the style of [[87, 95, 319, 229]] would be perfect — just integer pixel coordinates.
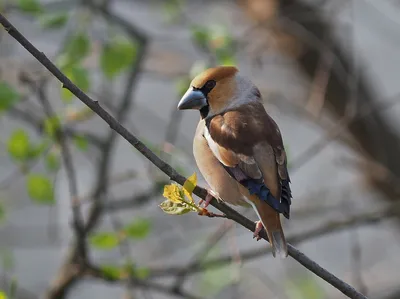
[[205, 100, 292, 218]]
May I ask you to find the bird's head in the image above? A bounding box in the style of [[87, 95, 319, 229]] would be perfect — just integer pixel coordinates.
[[177, 66, 241, 118]]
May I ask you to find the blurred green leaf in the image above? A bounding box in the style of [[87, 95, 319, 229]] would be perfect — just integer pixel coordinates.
[[44, 116, 61, 137], [134, 267, 150, 279], [100, 38, 137, 79], [73, 135, 88, 151], [0, 82, 20, 112], [215, 49, 236, 66], [7, 129, 30, 161], [90, 232, 120, 250], [17, 0, 42, 14], [100, 264, 121, 279], [45, 152, 60, 172], [9, 278, 17, 299], [26, 174, 54, 204], [175, 77, 190, 97], [39, 12, 68, 29], [162, 0, 184, 23], [199, 246, 237, 296], [61, 66, 90, 102], [27, 141, 48, 160], [158, 199, 195, 215], [0, 290, 7, 299], [191, 25, 209, 49], [65, 32, 90, 60], [286, 276, 325, 299], [123, 218, 151, 240]]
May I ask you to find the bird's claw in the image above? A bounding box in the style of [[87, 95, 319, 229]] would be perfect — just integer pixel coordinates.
[[253, 221, 263, 241], [198, 189, 218, 209]]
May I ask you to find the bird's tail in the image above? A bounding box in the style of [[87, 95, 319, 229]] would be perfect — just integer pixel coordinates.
[[252, 195, 288, 258]]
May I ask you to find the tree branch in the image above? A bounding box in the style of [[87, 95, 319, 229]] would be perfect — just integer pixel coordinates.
[[0, 13, 367, 299]]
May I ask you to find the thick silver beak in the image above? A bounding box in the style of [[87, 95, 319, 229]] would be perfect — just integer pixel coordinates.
[[177, 88, 207, 110]]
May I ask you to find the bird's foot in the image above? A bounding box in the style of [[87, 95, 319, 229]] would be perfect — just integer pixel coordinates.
[[198, 189, 218, 209], [253, 221, 263, 241], [197, 189, 225, 218]]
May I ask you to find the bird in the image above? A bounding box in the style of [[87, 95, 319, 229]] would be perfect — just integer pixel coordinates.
[[177, 66, 292, 258]]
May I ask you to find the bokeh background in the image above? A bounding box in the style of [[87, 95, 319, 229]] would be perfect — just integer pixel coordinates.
[[0, 0, 400, 298]]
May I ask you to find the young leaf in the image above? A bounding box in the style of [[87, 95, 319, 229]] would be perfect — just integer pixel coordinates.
[[27, 140, 48, 160], [45, 153, 60, 172], [73, 135, 88, 151], [100, 264, 121, 280], [7, 129, 30, 161], [100, 38, 137, 79], [123, 218, 151, 240], [39, 12, 68, 29], [134, 267, 150, 279], [162, 184, 185, 204], [0, 82, 20, 112], [26, 174, 54, 204], [61, 66, 90, 102], [183, 172, 197, 203], [43, 116, 61, 137], [89, 232, 120, 250], [191, 25, 209, 49], [65, 33, 90, 60], [159, 199, 195, 215], [17, 0, 43, 14], [0, 290, 7, 299], [175, 77, 191, 97]]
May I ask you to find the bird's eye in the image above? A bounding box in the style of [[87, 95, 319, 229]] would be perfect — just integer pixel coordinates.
[[204, 80, 216, 90]]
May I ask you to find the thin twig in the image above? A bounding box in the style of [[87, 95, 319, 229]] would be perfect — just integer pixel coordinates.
[[35, 80, 87, 261], [150, 201, 399, 278]]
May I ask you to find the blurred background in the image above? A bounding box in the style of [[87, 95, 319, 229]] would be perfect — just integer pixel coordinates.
[[0, 0, 400, 298]]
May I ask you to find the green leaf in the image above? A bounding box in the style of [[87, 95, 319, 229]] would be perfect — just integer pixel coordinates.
[[286, 276, 326, 299], [61, 66, 90, 102], [134, 267, 150, 279], [100, 38, 137, 79], [7, 129, 30, 161], [0, 290, 8, 299], [191, 25, 209, 49], [158, 199, 196, 215], [39, 12, 69, 29], [43, 116, 61, 137], [26, 174, 54, 204], [0, 82, 20, 112], [90, 232, 120, 250], [17, 0, 43, 14], [198, 246, 237, 296], [27, 141, 48, 160], [123, 218, 151, 240], [73, 135, 88, 151], [175, 77, 190, 97], [183, 173, 197, 203], [100, 264, 121, 280], [45, 152, 60, 172], [65, 33, 90, 60]]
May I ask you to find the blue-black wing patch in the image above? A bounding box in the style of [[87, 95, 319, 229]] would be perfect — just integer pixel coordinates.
[[222, 165, 290, 219]]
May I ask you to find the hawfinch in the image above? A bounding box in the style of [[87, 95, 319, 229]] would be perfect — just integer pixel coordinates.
[[177, 66, 292, 258]]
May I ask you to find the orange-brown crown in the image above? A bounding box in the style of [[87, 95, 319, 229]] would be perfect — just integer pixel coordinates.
[[190, 66, 238, 89], [191, 66, 238, 113]]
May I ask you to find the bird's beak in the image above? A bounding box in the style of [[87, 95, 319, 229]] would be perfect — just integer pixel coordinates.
[[177, 87, 207, 110]]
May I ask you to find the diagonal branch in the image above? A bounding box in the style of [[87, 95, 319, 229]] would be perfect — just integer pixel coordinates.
[[0, 13, 368, 299]]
